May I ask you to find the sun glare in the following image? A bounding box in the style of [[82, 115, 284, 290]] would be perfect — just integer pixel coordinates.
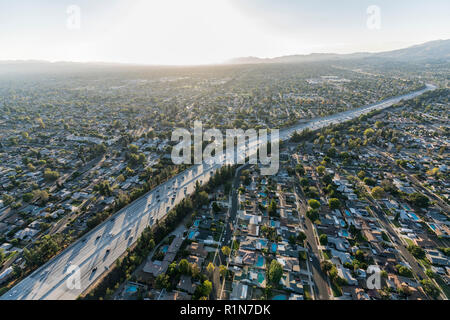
[[101, 0, 288, 65]]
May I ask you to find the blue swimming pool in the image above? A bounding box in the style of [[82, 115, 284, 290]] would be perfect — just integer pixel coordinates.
[[272, 294, 287, 300], [257, 272, 265, 284], [188, 230, 196, 240], [409, 213, 420, 221], [194, 220, 200, 227], [345, 210, 351, 217], [259, 239, 267, 247], [126, 285, 137, 293], [340, 220, 346, 227], [259, 192, 267, 198], [255, 256, 264, 267], [341, 230, 349, 237], [271, 243, 277, 253], [161, 245, 168, 253], [429, 223, 437, 231]]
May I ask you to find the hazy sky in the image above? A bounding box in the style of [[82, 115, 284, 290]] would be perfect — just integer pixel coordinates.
[[0, 0, 449, 65]]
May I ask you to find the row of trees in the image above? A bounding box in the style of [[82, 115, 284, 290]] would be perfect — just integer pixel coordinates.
[[23, 234, 72, 269]]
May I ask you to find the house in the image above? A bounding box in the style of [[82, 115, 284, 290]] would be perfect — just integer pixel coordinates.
[[335, 263, 357, 286], [230, 283, 248, 300], [177, 275, 196, 294], [0, 267, 13, 284], [143, 260, 169, 277], [143, 236, 183, 277], [327, 236, 349, 252], [352, 288, 370, 300], [426, 250, 449, 266], [233, 249, 257, 266], [330, 248, 352, 265], [276, 256, 300, 273], [14, 227, 39, 240], [280, 272, 304, 294], [187, 255, 205, 269]]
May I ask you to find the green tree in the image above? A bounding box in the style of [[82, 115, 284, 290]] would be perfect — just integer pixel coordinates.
[[319, 234, 328, 246], [206, 262, 215, 275], [357, 170, 366, 179], [300, 177, 309, 187], [178, 259, 191, 275], [128, 144, 139, 153], [36, 117, 45, 129], [191, 263, 200, 279], [327, 147, 337, 158], [320, 260, 333, 273], [420, 280, 440, 299], [308, 199, 321, 210], [219, 265, 228, 278], [155, 274, 170, 290], [267, 199, 277, 216], [407, 245, 425, 259], [194, 280, 212, 300], [295, 164, 305, 176], [306, 209, 319, 222], [197, 191, 209, 207], [409, 193, 430, 208], [33, 189, 49, 204], [297, 232, 307, 243], [363, 177, 376, 186], [371, 186, 385, 199], [21, 131, 29, 140], [0, 248, 5, 265], [268, 260, 283, 285], [395, 265, 413, 278], [328, 198, 341, 210], [43, 168, 60, 182], [212, 202, 221, 214], [2, 194, 14, 206], [355, 250, 366, 262], [221, 246, 231, 256], [364, 128, 375, 137], [316, 166, 326, 175], [23, 192, 34, 203]]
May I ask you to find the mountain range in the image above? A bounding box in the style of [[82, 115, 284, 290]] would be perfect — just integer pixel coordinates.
[[227, 39, 450, 65], [0, 39, 448, 72]]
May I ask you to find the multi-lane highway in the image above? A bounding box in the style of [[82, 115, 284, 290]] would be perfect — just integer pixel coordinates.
[[1, 83, 435, 300], [1, 161, 224, 300]]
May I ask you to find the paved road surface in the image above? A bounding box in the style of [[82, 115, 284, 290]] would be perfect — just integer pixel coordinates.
[[293, 185, 331, 300]]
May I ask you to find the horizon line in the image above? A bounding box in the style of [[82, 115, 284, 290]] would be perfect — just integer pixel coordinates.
[[0, 38, 447, 68]]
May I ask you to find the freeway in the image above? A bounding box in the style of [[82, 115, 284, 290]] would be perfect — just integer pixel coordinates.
[[1, 161, 224, 300], [1, 84, 435, 300], [280, 84, 436, 141]]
